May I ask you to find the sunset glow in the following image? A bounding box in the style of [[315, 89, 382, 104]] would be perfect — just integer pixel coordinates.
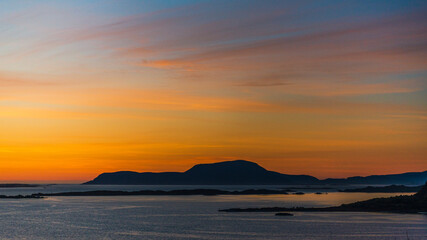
[[1, 0, 426, 182]]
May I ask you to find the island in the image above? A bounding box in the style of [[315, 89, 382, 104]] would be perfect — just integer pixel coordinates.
[[0, 184, 41, 188], [275, 212, 293, 216], [339, 184, 422, 193], [2, 183, 426, 215], [219, 182, 427, 214], [84, 160, 427, 185], [0, 189, 291, 198], [0, 195, 44, 199]]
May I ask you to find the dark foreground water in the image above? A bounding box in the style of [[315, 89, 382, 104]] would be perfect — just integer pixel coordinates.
[[0, 186, 426, 239]]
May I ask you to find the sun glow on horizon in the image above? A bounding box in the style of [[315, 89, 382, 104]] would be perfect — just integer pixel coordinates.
[[1, 0, 426, 182]]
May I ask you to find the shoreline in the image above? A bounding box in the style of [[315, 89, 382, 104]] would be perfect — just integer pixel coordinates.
[[219, 185, 427, 214], [0, 189, 292, 198]]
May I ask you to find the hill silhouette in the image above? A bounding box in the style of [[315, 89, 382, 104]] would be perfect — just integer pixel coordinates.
[[323, 171, 427, 185], [84, 160, 318, 185], [84, 160, 427, 185]]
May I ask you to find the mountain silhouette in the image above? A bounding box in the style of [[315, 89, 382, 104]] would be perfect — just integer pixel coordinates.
[[84, 160, 318, 185], [84, 160, 427, 185], [323, 171, 427, 185]]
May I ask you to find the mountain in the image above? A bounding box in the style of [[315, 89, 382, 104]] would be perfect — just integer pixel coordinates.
[[323, 171, 427, 185], [84, 160, 318, 185], [84, 160, 427, 185]]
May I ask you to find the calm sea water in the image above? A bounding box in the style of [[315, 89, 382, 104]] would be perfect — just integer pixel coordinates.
[[0, 185, 425, 239]]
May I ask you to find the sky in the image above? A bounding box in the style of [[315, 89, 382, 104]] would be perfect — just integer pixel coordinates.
[[1, 0, 426, 183]]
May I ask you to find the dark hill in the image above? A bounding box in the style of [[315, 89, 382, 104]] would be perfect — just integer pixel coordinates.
[[84, 160, 427, 186], [84, 160, 318, 185], [323, 171, 427, 185]]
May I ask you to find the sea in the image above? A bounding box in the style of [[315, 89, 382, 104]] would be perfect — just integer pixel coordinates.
[[0, 185, 426, 240]]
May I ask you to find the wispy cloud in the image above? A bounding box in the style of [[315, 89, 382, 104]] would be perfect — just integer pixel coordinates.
[[0, 73, 54, 87], [1, 1, 427, 180], [4, 1, 426, 97]]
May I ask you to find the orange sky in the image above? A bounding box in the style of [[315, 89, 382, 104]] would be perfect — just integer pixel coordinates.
[[1, 1, 426, 183]]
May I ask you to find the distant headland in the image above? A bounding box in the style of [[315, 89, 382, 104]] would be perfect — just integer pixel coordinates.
[[219, 182, 427, 214], [0, 184, 41, 188], [84, 160, 427, 185]]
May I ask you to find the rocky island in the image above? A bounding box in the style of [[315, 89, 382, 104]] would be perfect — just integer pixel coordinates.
[[220, 182, 427, 214], [0, 184, 41, 188], [0, 189, 291, 198], [339, 184, 422, 193]]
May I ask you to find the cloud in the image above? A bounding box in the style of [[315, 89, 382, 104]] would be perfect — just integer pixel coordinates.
[[4, 1, 426, 96], [3, 87, 425, 120], [0, 73, 54, 87], [115, 4, 426, 96]]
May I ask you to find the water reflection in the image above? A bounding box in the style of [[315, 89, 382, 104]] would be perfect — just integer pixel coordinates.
[[0, 191, 425, 239]]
